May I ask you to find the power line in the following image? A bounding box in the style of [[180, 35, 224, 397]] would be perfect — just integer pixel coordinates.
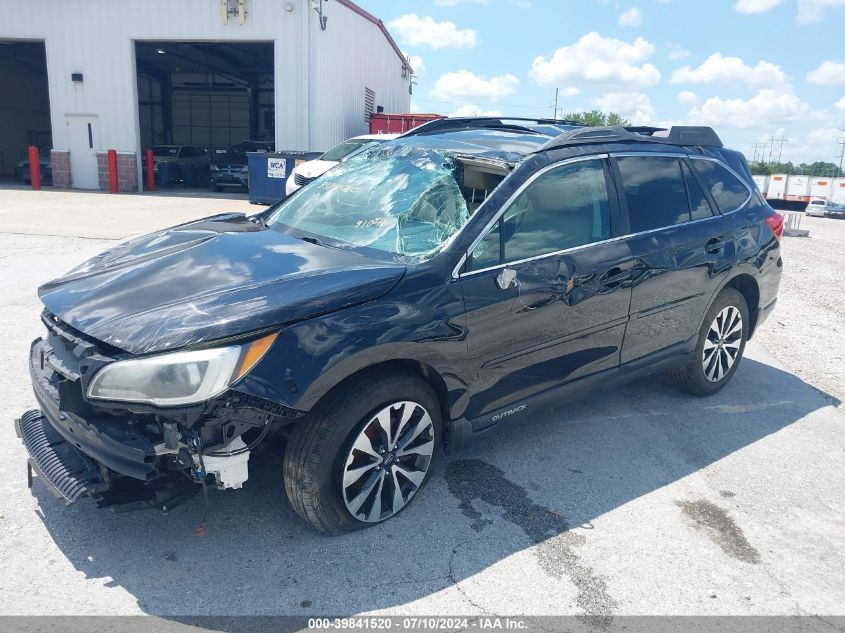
[[773, 137, 788, 163]]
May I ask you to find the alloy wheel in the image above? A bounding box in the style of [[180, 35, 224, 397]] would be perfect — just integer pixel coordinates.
[[703, 305, 743, 383], [341, 401, 435, 522]]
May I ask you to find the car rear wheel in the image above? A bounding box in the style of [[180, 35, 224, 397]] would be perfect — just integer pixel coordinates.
[[672, 288, 749, 396], [283, 373, 441, 534]]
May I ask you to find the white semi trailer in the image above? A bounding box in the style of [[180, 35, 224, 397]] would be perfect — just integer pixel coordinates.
[[767, 174, 788, 200], [785, 175, 812, 203], [809, 177, 834, 200], [752, 175, 770, 197]]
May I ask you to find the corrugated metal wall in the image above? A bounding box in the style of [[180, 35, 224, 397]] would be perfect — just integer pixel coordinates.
[[310, 1, 412, 151], [0, 0, 411, 189]]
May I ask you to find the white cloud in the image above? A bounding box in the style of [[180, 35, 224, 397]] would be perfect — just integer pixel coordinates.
[[669, 47, 691, 61], [431, 70, 519, 102], [618, 7, 643, 26], [807, 60, 845, 85], [448, 104, 503, 117], [797, 0, 845, 24], [388, 14, 478, 50], [560, 87, 581, 97], [734, 0, 783, 13], [529, 32, 661, 88], [687, 89, 814, 128], [677, 90, 700, 106], [435, 0, 490, 5], [671, 52, 787, 87], [594, 91, 656, 124], [836, 96, 845, 111]]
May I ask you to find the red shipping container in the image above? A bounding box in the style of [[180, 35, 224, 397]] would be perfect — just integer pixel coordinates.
[[370, 113, 443, 135]]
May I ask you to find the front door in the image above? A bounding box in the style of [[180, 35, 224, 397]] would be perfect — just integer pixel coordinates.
[[66, 115, 99, 189], [458, 157, 634, 423]]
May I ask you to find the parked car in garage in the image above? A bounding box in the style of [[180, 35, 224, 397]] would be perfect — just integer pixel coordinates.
[[16, 118, 782, 534], [211, 140, 274, 192], [151, 144, 210, 186], [805, 198, 827, 216], [13, 153, 52, 185], [285, 133, 397, 195]]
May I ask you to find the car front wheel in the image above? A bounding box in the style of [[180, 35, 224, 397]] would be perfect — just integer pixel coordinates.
[[672, 287, 749, 396], [283, 373, 441, 534]]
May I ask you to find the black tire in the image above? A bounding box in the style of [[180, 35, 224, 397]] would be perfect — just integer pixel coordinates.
[[672, 287, 749, 396], [283, 372, 442, 534]]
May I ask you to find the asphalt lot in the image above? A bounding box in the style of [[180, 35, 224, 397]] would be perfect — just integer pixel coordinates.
[[0, 190, 844, 621]]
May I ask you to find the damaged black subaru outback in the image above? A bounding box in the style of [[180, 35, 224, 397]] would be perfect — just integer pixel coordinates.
[[16, 119, 782, 533]]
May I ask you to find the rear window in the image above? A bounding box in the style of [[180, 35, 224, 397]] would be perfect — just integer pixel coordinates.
[[617, 156, 690, 233], [691, 159, 750, 213], [682, 161, 714, 221]]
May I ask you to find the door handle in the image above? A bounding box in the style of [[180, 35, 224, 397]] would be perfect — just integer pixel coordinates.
[[705, 237, 724, 254], [599, 267, 631, 289]]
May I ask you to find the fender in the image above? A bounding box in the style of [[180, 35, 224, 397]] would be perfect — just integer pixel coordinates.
[[694, 204, 781, 338], [233, 280, 471, 417]]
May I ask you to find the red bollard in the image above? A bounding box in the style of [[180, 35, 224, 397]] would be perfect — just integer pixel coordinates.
[[107, 149, 119, 193], [28, 146, 41, 190], [145, 148, 155, 191]]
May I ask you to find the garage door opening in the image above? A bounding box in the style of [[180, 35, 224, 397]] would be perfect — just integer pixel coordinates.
[[135, 41, 274, 192], [0, 41, 51, 185]]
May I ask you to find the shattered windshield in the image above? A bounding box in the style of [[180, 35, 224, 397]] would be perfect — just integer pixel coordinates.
[[267, 146, 470, 259]]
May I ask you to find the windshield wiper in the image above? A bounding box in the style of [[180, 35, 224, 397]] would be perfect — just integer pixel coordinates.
[[298, 235, 364, 256]]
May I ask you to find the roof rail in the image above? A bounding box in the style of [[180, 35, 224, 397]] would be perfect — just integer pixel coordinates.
[[536, 125, 724, 152], [400, 116, 587, 137]]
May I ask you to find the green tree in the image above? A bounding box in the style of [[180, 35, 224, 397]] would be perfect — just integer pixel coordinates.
[[796, 161, 842, 177], [560, 110, 631, 127]]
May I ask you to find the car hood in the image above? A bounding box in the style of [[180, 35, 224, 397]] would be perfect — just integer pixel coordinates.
[[295, 159, 339, 179], [38, 213, 406, 355]]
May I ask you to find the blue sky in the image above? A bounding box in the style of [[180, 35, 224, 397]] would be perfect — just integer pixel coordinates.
[[358, 0, 845, 164]]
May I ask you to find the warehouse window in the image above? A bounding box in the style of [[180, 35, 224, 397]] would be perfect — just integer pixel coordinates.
[[364, 87, 375, 126]]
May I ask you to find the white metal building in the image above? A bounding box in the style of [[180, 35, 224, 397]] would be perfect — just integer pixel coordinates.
[[0, 0, 412, 191]]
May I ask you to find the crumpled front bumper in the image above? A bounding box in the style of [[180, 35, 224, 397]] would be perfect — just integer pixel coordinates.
[[15, 409, 106, 503], [28, 337, 157, 480]]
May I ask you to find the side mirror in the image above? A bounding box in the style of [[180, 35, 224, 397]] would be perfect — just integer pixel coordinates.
[[496, 268, 517, 290]]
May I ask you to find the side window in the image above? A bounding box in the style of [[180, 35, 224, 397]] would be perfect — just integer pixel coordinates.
[[691, 159, 750, 213], [682, 161, 714, 221], [468, 159, 611, 270], [617, 156, 689, 232]]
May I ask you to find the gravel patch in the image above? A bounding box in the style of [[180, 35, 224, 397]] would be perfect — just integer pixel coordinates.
[[754, 212, 845, 409]]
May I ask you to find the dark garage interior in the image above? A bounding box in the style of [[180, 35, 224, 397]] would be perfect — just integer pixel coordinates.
[[0, 41, 52, 182], [135, 41, 274, 155]]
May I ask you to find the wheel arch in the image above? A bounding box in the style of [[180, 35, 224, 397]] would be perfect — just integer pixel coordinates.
[[722, 273, 760, 338], [302, 358, 454, 431]]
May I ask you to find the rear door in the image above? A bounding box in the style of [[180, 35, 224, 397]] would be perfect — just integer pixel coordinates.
[[613, 154, 735, 363], [459, 156, 635, 421]]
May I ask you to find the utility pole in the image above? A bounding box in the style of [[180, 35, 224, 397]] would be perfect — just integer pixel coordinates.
[[838, 136, 845, 177], [767, 136, 775, 164], [550, 88, 559, 121], [752, 143, 766, 163], [773, 137, 788, 163]]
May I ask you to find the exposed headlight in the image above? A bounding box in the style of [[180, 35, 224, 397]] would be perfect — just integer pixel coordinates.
[[210, 165, 219, 172], [87, 333, 277, 406]]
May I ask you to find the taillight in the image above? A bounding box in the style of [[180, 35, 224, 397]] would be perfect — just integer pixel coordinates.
[[765, 213, 783, 241]]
